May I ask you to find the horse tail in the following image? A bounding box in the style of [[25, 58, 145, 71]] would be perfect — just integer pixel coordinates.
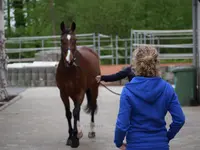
[[84, 88, 98, 114]]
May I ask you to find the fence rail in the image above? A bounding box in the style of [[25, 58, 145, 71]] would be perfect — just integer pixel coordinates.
[[5, 30, 194, 64], [130, 29, 194, 64]]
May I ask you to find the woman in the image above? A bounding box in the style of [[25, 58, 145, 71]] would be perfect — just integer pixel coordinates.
[[114, 46, 185, 150], [96, 65, 135, 83]]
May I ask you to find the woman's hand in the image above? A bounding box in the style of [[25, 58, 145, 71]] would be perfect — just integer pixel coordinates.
[[119, 143, 126, 150], [95, 75, 101, 83]]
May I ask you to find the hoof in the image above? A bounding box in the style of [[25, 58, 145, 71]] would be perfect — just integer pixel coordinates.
[[77, 131, 83, 139], [70, 135, 79, 148], [88, 131, 96, 138], [66, 137, 72, 146]]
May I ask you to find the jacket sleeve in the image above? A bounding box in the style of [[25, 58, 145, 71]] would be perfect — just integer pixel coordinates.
[[167, 88, 185, 142], [101, 66, 131, 82], [114, 87, 132, 148]]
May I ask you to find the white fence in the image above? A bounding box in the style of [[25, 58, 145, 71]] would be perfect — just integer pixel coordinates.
[[5, 30, 194, 65], [5, 33, 96, 62], [4, 29, 194, 87], [130, 29, 194, 63]]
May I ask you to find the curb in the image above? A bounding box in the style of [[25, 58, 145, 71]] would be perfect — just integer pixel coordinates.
[[0, 94, 22, 112]]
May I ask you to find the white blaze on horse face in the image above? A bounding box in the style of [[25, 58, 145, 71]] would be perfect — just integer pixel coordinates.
[[65, 34, 71, 63], [65, 50, 71, 62], [67, 34, 71, 40]]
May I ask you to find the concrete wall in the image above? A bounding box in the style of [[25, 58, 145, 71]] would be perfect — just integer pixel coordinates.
[[7, 62, 58, 87], [6, 63, 175, 87]]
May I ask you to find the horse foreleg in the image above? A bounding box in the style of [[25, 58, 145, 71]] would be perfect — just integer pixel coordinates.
[[71, 102, 81, 148], [60, 91, 73, 146], [65, 103, 73, 146], [76, 109, 83, 139]]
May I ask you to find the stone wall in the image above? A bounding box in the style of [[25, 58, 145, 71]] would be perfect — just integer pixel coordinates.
[[6, 64, 175, 87]]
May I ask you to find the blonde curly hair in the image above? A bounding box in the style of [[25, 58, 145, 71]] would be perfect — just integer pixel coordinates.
[[132, 45, 160, 77]]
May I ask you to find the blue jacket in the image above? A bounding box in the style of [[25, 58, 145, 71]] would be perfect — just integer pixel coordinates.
[[101, 66, 135, 82], [114, 76, 185, 150]]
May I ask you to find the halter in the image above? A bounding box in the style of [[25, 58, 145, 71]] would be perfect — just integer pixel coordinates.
[[61, 34, 78, 67], [61, 48, 77, 66]]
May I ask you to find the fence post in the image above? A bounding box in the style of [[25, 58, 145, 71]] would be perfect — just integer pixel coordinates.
[[115, 34, 118, 65], [133, 30, 137, 60], [93, 33, 96, 51], [152, 34, 155, 44], [19, 40, 22, 63], [41, 40, 44, 61], [130, 30, 133, 64], [157, 38, 160, 53], [149, 33, 152, 44], [144, 32, 146, 44], [125, 40, 128, 64], [97, 33, 100, 58], [111, 35, 114, 65]]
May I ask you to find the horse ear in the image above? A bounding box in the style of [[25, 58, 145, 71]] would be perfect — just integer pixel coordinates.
[[71, 21, 76, 32], [60, 21, 66, 32]]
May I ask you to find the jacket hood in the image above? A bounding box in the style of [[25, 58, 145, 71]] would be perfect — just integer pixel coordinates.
[[125, 76, 166, 104]]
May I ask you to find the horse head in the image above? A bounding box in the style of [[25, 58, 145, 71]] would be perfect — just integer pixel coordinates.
[[60, 21, 77, 67]]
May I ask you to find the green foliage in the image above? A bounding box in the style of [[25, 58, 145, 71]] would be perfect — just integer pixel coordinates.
[[5, 0, 192, 37]]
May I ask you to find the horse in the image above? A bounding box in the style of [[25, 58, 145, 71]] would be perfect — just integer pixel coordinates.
[[56, 21, 101, 148]]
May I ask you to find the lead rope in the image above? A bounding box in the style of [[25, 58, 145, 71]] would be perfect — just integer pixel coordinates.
[[99, 82, 121, 96]]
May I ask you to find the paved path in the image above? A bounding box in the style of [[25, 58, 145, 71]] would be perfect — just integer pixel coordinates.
[[0, 86, 200, 150], [5, 87, 27, 96]]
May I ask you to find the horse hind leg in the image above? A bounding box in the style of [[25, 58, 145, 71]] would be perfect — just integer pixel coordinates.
[[84, 88, 92, 114], [85, 88, 98, 139], [84, 88, 98, 114]]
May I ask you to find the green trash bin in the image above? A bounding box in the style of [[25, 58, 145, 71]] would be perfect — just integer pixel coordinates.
[[172, 65, 197, 106]]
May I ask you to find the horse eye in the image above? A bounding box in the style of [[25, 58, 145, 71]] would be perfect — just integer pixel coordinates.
[[61, 38, 65, 42]]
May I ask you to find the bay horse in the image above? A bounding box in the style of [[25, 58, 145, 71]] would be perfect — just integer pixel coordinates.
[[56, 21, 101, 148]]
